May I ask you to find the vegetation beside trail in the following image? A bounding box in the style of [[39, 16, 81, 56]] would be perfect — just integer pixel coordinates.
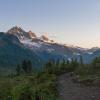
[[0, 60, 58, 100], [0, 56, 100, 100]]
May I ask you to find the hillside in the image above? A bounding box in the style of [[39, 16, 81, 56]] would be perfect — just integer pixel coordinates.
[[0, 32, 43, 72]]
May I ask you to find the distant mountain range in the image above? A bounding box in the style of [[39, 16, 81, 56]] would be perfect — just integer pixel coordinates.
[[0, 26, 100, 72]]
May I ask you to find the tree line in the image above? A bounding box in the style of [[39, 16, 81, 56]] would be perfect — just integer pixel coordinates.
[[16, 60, 33, 75]]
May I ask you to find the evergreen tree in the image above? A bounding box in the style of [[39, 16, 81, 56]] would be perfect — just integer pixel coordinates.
[[22, 60, 27, 73], [22, 60, 32, 74], [35, 91, 40, 100], [66, 60, 70, 65], [69, 58, 79, 72], [44, 61, 53, 73], [80, 56, 84, 66], [60, 59, 66, 71], [56, 59, 60, 67], [74, 58, 79, 67], [91, 57, 100, 71], [16, 64, 21, 75], [27, 60, 32, 73]]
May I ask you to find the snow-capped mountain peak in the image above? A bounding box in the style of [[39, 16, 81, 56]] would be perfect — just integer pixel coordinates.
[[7, 26, 27, 39], [40, 35, 49, 41], [7, 26, 25, 34], [28, 31, 37, 38], [4, 26, 100, 64], [7, 26, 37, 40]]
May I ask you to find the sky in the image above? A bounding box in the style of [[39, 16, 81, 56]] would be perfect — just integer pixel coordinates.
[[0, 0, 100, 48]]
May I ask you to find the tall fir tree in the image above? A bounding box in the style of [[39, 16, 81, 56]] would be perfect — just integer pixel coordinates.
[[16, 64, 21, 75], [80, 56, 84, 66]]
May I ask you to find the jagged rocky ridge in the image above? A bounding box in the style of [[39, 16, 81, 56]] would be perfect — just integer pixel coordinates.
[[6, 26, 100, 64], [0, 26, 100, 72]]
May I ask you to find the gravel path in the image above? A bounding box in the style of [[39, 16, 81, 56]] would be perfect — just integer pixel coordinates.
[[58, 73, 100, 100]]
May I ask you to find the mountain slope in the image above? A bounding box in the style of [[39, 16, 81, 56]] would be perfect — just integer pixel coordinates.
[[0, 32, 43, 72], [5, 26, 100, 64]]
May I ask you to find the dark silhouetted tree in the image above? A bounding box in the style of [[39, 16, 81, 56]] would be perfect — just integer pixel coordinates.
[[80, 56, 84, 66], [35, 91, 40, 100], [16, 64, 21, 75], [22, 60, 32, 74], [27, 60, 32, 73]]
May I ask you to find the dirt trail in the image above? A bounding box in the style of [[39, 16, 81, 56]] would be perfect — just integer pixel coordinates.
[[58, 73, 100, 100]]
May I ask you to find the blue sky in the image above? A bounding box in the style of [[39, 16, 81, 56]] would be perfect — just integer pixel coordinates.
[[0, 0, 100, 48]]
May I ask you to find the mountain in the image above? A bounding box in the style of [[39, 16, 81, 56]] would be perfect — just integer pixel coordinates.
[[5, 27, 81, 63], [0, 32, 43, 72], [7, 26, 37, 39], [40, 35, 49, 41], [7, 27, 84, 61], [28, 31, 37, 38], [6, 27, 98, 63], [1, 26, 100, 70], [87, 47, 100, 53]]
